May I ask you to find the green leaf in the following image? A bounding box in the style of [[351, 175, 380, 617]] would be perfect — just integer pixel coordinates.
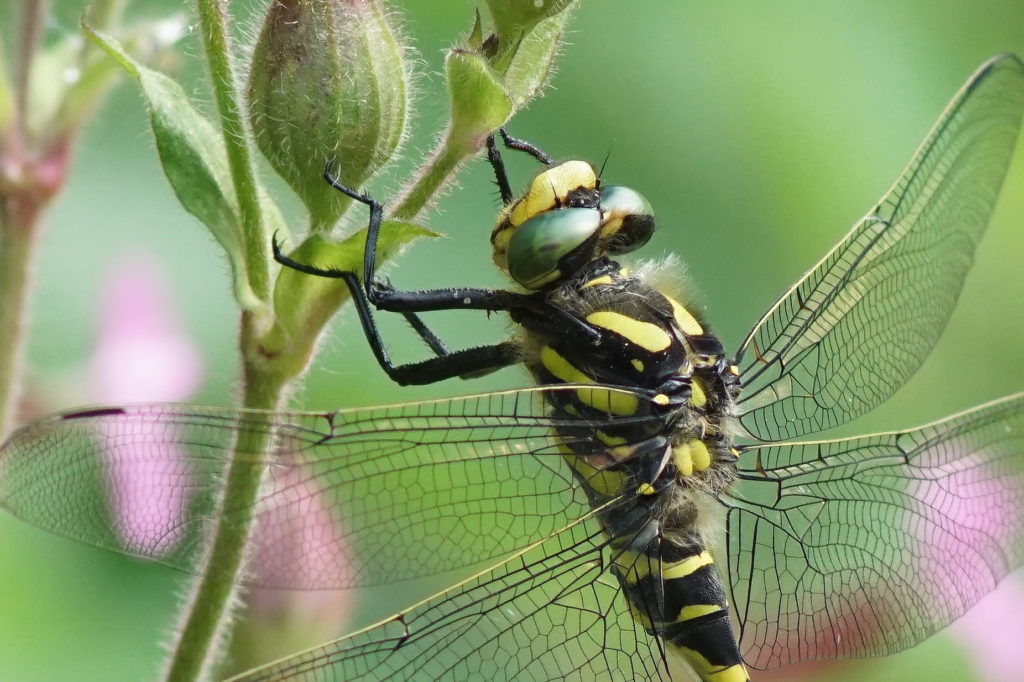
[[267, 221, 437, 373], [83, 23, 271, 309]]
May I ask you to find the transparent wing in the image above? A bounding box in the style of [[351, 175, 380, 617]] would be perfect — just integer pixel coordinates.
[[0, 386, 660, 589], [230, 511, 671, 682], [723, 392, 1024, 670], [735, 55, 1024, 442]]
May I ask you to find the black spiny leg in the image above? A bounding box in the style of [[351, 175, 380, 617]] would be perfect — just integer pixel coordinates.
[[272, 236, 519, 385], [499, 128, 553, 165], [486, 128, 554, 205]]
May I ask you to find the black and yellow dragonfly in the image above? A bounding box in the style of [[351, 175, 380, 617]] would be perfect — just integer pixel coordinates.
[[2, 55, 1024, 681]]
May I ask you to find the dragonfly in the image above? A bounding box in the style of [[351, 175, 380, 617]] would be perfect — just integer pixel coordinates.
[[2, 54, 1024, 682]]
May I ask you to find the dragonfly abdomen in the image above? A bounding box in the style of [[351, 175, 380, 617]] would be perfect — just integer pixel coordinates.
[[613, 530, 749, 682]]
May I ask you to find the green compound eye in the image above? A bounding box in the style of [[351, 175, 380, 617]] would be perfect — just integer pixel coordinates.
[[599, 185, 655, 253], [506, 207, 602, 289]]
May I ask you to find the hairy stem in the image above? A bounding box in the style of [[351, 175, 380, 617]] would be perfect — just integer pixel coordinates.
[[194, 0, 270, 303], [164, 313, 286, 682], [162, 1, 280, 678], [389, 134, 468, 221]]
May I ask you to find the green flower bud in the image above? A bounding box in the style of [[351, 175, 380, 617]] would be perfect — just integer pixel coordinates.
[[446, 49, 512, 155], [485, 0, 577, 40], [248, 0, 409, 231]]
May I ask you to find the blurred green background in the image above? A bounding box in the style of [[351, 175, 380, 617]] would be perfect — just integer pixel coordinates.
[[2, 0, 1024, 680]]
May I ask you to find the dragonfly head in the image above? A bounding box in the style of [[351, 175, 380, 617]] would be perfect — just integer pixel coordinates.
[[491, 160, 655, 289]]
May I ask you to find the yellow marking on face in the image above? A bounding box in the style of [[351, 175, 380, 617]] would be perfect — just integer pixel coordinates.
[[662, 551, 713, 580], [673, 444, 693, 476], [540, 345, 638, 415], [509, 160, 597, 226], [491, 225, 513, 251], [560, 449, 627, 497], [689, 378, 707, 408], [673, 647, 750, 682], [653, 393, 670, 406], [637, 482, 656, 496], [619, 267, 630, 276], [598, 215, 624, 238], [727, 364, 740, 376], [523, 268, 563, 290], [585, 311, 672, 352], [595, 430, 628, 446], [676, 604, 724, 622], [582, 274, 614, 289], [631, 358, 645, 372], [664, 294, 704, 335]]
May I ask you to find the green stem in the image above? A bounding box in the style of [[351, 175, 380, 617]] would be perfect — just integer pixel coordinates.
[[0, 196, 41, 439], [164, 312, 287, 682], [15, 0, 48, 144], [389, 134, 468, 221], [194, 0, 270, 302]]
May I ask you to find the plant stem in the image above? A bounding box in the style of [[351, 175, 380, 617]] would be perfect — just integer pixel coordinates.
[[389, 134, 468, 220], [0, 196, 41, 438], [164, 312, 286, 682], [15, 0, 48, 143], [194, 0, 270, 303]]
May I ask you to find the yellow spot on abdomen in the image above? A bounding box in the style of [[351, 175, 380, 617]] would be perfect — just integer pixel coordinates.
[[676, 604, 724, 622], [586, 310, 672, 352], [674, 440, 712, 476], [540, 345, 638, 415], [673, 647, 749, 682], [631, 358, 645, 372], [664, 294, 704, 335], [663, 551, 714, 580], [689, 378, 707, 408]]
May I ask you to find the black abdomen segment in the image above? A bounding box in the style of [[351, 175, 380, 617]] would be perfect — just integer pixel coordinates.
[[613, 539, 749, 682]]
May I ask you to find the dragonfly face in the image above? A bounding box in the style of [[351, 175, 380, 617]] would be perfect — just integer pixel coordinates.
[[2, 56, 1024, 682]]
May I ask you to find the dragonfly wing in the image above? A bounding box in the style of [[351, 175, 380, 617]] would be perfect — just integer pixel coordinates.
[[229, 510, 671, 682], [735, 55, 1024, 442], [723, 392, 1024, 669], [0, 386, 660, 589]]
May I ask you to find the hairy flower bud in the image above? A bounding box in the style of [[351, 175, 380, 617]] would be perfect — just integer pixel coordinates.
[[249, 0, 409, 231]]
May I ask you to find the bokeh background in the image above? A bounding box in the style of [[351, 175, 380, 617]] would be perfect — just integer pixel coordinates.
[[1, 1, 1024, 680]]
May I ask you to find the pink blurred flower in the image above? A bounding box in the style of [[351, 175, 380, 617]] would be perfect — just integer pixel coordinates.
[[953, 575, 1024, 682], [90, 256, 202, 555]]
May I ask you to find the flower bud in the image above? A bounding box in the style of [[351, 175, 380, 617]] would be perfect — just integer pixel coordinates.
[[485, 0, 577, 40], [478, 0, 579, 108], [249, 0, 409, 231]]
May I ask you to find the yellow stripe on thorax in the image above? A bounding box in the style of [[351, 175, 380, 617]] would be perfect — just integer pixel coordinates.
[[559, 445, 627, 497], [540, 345, 638, 415], [663, 294, 704, 335], [586, 310, 672, 352], [582, 274, 614, 289]]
